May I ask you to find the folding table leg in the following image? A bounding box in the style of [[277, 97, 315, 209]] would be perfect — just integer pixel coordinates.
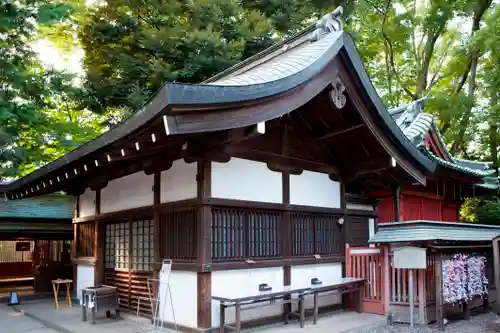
[[313, 292, 319, 324], [219, 303, 225, 333], [235, 303, 241, 333], [299, 294, 305, 328]]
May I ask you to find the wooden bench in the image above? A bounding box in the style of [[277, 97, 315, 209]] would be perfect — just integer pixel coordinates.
[[213, 278, 365, 333], [307, 277, 365, 324], [213, 285, 310, 333]]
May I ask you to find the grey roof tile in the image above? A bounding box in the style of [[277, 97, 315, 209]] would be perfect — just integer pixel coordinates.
[[369, 220, 500, 243], [0, 194, 73, 219]]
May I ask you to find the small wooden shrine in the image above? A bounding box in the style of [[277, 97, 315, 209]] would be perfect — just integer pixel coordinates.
[[369, 221, 500, 330]]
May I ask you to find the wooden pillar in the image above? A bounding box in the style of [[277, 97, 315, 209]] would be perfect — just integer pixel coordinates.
[[493, 236, 500, 314], [282, 172, 291, 317], [197, 160, 212, 330], [392, 185, 401, 222], [153, 172, 161, 278], [418, 268, 427, 324], [383, 245, 391, 316], [434, 252, 444, 331], [94, 189, 104, 285], [73, 195, 80, 297]]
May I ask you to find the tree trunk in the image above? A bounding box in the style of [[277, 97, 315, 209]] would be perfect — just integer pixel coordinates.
[[441, 0, 492, 138], [449, 0, 492, 154]]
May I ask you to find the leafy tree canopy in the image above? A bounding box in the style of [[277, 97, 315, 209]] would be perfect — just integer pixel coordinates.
[[0, 0, 105, 180]]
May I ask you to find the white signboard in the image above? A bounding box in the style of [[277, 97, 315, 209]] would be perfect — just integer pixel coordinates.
[[393, 246, 427, 269]]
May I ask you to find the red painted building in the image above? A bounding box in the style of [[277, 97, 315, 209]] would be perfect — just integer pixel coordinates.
[[371, 98, 497, 224]]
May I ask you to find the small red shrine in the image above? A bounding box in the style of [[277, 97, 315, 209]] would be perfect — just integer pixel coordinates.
[[370, 98, 498, 224]]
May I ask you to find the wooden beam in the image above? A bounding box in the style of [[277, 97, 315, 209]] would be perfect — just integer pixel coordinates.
[[144, 158, 173, 175], [225, 124, 265, 145], [347, 157, 396, 179], [267, 163, 303, 175], [225, 147, 339, 174], [182, 142, 231, 164], [314, 124, 365, 141]]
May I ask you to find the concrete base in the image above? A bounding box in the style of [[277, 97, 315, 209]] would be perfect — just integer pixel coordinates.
[[13, 299, 386, 333]]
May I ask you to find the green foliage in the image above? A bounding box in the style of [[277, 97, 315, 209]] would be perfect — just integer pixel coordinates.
[[0, 0, 104, 180], [76, 0, 279, 114], [460, 197, 500, 225]]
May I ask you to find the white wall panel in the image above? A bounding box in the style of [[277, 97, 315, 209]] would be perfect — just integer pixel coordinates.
[[290, 171, 340, 208], [211, 267, 283, 327], [79, 189, 96, 217], [101, 171, 153, 213], [76, 265, 94, 301], [159, 271, 198, 328], [346, 203, 374, 211], [212, 158, 282, 203], [160, 159, 197, 203]]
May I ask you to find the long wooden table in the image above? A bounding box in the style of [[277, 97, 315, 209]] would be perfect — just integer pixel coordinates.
[[213, 277, 365, 333], [308, 277, 365, 324]]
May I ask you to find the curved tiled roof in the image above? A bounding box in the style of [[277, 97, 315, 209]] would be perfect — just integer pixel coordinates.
[[389, 98, 498, 187], [424, 148, 496, 177], [211, 32, 342, 86]]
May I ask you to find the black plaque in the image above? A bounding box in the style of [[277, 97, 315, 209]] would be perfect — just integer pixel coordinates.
[[16, 242, 31, 251]]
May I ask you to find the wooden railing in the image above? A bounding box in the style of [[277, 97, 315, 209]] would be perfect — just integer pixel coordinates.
[[389, 251, 436, 304]]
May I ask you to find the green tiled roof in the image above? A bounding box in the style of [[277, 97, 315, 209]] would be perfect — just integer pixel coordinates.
[[0, 194, 73, 219], [389, 99, 499, 188], [368, 220, 500, 244], [424, 148, 496, 177]]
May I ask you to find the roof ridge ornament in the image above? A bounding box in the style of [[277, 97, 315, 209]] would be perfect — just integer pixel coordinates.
[[310, 6, 344, 42]]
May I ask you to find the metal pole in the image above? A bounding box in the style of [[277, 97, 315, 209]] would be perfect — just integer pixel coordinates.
[[409, 269, 414, 328]]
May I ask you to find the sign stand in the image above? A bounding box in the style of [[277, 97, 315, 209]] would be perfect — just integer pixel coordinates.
[[392, 246, 427, 327], [151, 259, 177, 333]]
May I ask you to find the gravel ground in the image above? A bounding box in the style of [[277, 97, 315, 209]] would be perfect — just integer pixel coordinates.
[[361, 312, 500, 333]]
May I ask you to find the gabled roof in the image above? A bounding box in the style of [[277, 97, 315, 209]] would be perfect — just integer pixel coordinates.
[[369, 220, 500, 244], [0, 194, 73, 219], [389, 99, 499, 187], [4, 7, 440, 199]]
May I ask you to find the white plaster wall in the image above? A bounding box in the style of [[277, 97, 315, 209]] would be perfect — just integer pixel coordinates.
[[158, 271, 198, 328], [160, 159, 197, 203], [212, 158, 282, 203], [346, 203, 374, 211], [291, 263, 343, 310], [211, 267, 283, 327], [101, 171, 153, 213], [76, 265, 95, 301], [79, 189, 96, 217], [290, 171, 341, 208]]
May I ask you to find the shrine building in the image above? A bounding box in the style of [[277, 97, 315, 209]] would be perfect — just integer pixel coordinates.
[[2, 7, 500, 332]]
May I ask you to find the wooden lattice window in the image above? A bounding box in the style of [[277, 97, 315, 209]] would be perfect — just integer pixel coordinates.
[[77, 222, 95, 257], [159, 208, 197, 260], [131, 219, 154, 271], [105, 222, 129, 269], [291, 213, 342, 256], [211, 207, 281, 261]]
